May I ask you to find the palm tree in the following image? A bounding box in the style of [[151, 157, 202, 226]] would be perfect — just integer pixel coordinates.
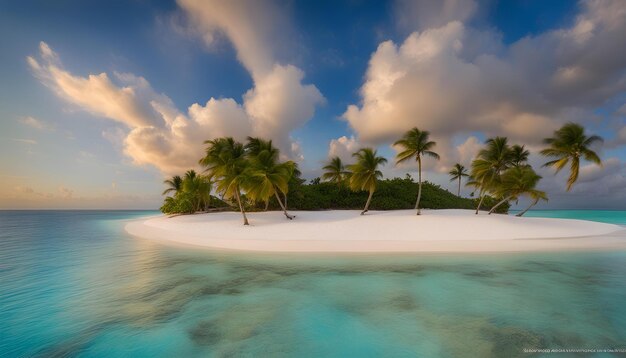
[[515, 190, 548, 217], [245, 137, 276, 211], [181, 170, 212, 212], [510, 145, 530, 167], [347, 148, 387, 215], [540, 122, 603, 191], [394, 128, 440, 215], [200, 137, 250, 225], [471, 137, 513, 214], [322, 156, 348, 187], [244, 137, 295, 219], [283, 162, 302, 210], [184, 169, 197, 181], [487, 166, 543, 214], [448, 163, 469, 197], [245, 136, 277, 158], [162, 175, 183, 196]]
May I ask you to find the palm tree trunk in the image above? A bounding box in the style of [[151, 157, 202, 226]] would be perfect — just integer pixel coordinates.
[[275, 192, 294, 219], [488, 195, 513, 215], [415, 157, 422, 215], [361, 190, 374, 215], [235, 190, 249, 225], [264, 200, 269, 211], [516, 198, 539, 217], [457, 177, 461, 197], [283, 192, 288, 210], [475, 190, 485, 214]]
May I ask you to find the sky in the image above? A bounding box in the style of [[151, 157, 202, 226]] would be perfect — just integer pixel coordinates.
[[1, 0, 625, 210]]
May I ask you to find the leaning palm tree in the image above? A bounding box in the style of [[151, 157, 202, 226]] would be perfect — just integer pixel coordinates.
[[347, 148, 387, 215], [471, 137, 513, 214], [322, 156, 348, 187], [448, 163, 469, 197], [488, 166, 543, 214], [540, 122, 603, 191], [515, 190, 548, 217], [394, 128, 439, 215], [162, 175, 183, 196], [510, 144, 530, 167], [245, 137, 295, 219], [200, 137, 250, 225]]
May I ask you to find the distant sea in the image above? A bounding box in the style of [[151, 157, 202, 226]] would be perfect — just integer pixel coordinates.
[[1, 210, 625, 357], [509, 209, 626, 225]]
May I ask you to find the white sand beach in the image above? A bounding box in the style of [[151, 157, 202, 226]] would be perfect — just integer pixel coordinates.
[[125, 209, 626, 253]]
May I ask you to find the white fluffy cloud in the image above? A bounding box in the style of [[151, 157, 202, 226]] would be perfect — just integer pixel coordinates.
[[177, 0, 288, 79], [177, 0, 324, 154], [343, 0, 626, 166], [28, 1, 323, 175], [244, 64, 324, 143], [328, 136, 361, 162], [455, 136, 482, 166], [28, 50, 166, 128]]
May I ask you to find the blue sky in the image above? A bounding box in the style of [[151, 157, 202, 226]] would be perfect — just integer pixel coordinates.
[[1, 0, 625, 209]]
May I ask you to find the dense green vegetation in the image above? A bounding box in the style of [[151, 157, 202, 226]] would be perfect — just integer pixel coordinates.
[[159, 170, 228, 215], [269, 176, 509, 213]]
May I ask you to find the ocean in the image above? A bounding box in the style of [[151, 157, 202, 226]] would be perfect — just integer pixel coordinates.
[[1, 210, 625, 357]]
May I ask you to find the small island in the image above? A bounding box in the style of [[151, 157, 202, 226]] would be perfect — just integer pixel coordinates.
[[126, 124, 624, 254]]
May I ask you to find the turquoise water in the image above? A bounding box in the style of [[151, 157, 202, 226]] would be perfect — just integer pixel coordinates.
[[1, 210, 626, 357], [511, 210, 626, 225]]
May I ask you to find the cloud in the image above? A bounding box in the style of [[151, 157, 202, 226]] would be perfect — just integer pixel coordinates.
[[13, 185, 51, 199], [29, 0, 324, 177], [28, 44, 166, 128], [564, 158, 626, 201], [15, 186, 35, 194], [177, 0, 292, 79], [19, 116, 53, 130], [343, 0, 626, 166], [77, 151, 96, 163], [328, 136, 361, 162], [57, 186, 74, 199], [177, 0, 324, 154], [11, 138, 37, 145], [244, 64, 324, 142], [578, 157, 622, 183], [455, 136, 482, 167], [101, 127, 126, 148]]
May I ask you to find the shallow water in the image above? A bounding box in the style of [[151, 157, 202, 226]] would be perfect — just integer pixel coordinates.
[[1, 210, 626, 357]]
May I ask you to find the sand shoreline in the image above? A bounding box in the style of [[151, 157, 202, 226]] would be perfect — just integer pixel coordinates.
[[125, 209, 626, 254]]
